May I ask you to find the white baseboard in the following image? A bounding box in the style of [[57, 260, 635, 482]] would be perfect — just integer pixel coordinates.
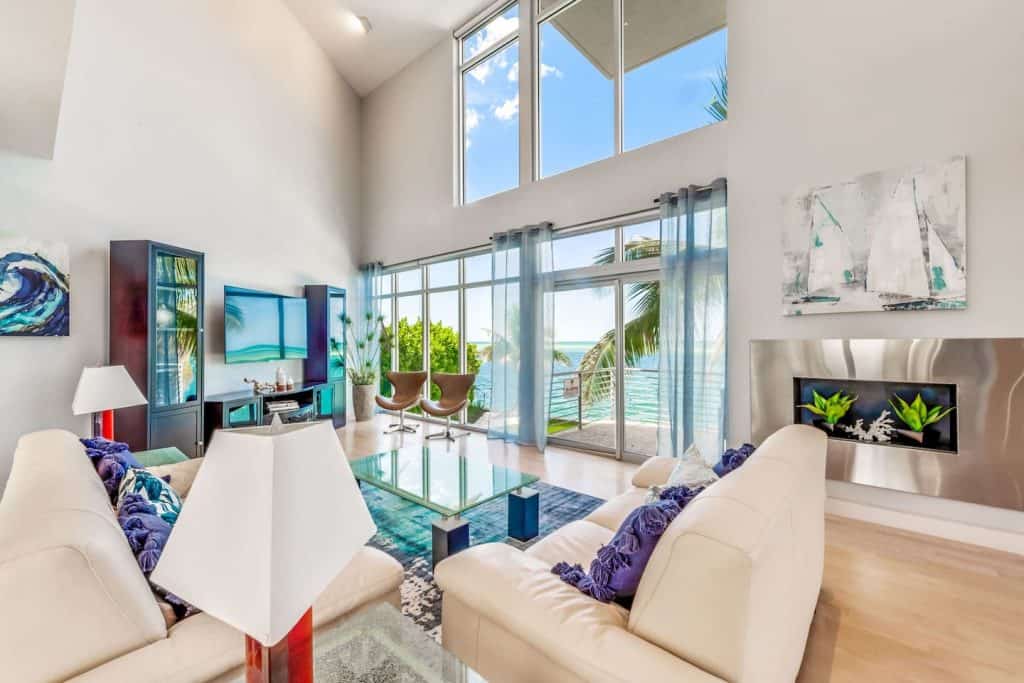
[[825, 496, 1024, 556]]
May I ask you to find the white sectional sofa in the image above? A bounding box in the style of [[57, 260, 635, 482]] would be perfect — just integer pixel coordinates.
[[0, 429, 404, 683], [435, 425, 827, 683]]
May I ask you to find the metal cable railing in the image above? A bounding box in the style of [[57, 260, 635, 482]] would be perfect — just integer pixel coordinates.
[[548, 367, 723, 431]]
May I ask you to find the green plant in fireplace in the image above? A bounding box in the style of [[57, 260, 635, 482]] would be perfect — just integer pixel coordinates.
[[798, 390, 858, 429], [888, 394, 955, 433]]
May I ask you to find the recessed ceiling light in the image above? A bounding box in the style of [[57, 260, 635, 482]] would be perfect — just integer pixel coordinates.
[[344, 12, 372, 34]]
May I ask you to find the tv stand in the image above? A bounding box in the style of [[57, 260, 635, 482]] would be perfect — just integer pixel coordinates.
[[204, 380, 345, 445]]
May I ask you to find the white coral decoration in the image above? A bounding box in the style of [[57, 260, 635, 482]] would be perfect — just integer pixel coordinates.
[[840, 409, 896, 443]]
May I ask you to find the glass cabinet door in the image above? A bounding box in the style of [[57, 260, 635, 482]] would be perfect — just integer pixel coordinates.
[[153, 251, 201, 408], [328, 291, 346, 382], [227, 402, 259, 428]]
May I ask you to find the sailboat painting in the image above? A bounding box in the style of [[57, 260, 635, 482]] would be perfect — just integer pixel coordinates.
[[782, 156, 966, 316]]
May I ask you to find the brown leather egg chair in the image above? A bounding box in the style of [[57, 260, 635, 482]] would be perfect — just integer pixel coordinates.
[[420, 373, 476, 441], [376, 371, 428, 434]]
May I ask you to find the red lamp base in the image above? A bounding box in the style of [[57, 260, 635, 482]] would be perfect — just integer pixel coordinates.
[[101, 409, 115, 441], [245, 608, 313, 683]]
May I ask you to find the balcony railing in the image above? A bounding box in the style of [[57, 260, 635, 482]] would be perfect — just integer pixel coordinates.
[[548, 367, 723, 434]]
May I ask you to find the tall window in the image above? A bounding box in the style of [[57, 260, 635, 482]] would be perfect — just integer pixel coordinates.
[[455, 1, 726, 194], [537, 0, 727, 176], [374, 213, 675, 456], [459, 2, 520, 204], [538, 0, 615, 177], [375, 251, 495, 428], [622, 0, 727, 151]]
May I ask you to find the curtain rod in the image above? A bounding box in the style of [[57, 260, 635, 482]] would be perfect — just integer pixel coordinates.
[[652, 178, 727, 204]]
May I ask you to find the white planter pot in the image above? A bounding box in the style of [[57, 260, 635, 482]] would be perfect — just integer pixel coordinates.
[[352, 384, 376, 422]]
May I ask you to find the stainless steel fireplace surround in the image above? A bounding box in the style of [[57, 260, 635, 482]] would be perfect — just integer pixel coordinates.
[[751, 338, 1024, 511]]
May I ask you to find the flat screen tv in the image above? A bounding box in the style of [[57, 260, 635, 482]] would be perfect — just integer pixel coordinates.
[[224, 286, 308, 364]]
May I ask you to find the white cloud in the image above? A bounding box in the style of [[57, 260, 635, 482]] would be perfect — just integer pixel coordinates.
[[540, 63, 562, 79], [465, 107, 481, 132], [465, 16, 519, 61], [493, 94, 519, 121], [469, 61, 492, 84], [464, 108, 481, 149], [507, 62, 519, 82]]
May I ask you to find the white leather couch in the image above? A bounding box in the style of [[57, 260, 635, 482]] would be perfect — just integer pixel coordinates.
[[0, 430, 405, 683], [435, 425, 827, 683]]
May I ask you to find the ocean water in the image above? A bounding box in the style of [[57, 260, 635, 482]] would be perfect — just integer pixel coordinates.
[[469, 341, 660, 424]]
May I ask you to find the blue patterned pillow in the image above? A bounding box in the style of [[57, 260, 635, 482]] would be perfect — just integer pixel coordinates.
[[117, 469, 182, 525]]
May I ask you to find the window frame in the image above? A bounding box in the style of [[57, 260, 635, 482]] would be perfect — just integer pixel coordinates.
[[455, 0, 726, 198], [455, 0, 522, 206], [535, 0, 624, 180]]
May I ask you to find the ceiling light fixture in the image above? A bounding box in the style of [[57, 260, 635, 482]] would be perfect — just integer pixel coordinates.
[[345, 12, 372, 34]]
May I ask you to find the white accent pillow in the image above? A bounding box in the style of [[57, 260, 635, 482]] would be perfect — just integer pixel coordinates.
[[666, 443, 720, 489]]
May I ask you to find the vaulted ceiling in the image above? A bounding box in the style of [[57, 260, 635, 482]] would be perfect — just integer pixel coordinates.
[[283, 0, 488, 96]]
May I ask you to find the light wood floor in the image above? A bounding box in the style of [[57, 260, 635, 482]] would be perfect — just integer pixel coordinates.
[[340, 415, 1024, 682]]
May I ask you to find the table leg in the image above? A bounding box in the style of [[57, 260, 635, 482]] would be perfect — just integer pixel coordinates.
[[508, 487, 539, 541], [432, 516, 470, 569]]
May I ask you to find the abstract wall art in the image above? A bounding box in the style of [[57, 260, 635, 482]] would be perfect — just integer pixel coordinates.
[[782, 156, 966, 315], [0, 238, 70, 336]]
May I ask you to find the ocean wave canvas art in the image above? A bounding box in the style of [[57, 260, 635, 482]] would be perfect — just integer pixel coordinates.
[[782, 156, 966, 315], [0, 238, 70, 336]]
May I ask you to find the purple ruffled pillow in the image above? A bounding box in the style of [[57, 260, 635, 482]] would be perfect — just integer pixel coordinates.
[[81, 437, 144, 500], [552, 488, 705, 605], [117, 493, 198, 620], [713, 443, 755, 478]]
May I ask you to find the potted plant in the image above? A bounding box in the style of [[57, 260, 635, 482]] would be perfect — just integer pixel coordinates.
[[332, 310, 384, 422], [888, 393, 955, 446], [797, 390, 857, 432]]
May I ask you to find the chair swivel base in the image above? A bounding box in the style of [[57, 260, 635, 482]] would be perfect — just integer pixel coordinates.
[[425, 417, 468, 442], [384, 423, 418, 434], [383, 410, 418, 435]]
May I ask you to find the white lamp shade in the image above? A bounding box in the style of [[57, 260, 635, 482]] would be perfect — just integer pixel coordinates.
[[71, 365, 147, 415], [151, 420, 377, 646]]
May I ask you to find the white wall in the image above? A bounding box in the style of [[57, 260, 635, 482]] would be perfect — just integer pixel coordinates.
[[727, 0, 1024, 551], [0, 0, 76, 158], [0, 0, 362, 490], [360, 1, 1024, 551], [361, 39, 727, 263]]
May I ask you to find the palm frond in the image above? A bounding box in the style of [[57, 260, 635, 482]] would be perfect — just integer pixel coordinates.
[[705, 60, 728, 123]]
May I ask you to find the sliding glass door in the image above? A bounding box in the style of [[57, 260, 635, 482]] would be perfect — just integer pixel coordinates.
[[547, 273, 660, 460], [549, 283, 618, 453]]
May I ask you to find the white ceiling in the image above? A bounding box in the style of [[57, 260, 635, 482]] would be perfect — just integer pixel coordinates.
[[283, 0, 488, 96]]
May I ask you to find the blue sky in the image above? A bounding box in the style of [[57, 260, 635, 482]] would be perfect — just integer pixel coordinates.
[[463, 12, 727, 202]]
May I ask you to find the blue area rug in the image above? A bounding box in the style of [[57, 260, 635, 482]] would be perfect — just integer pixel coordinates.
[[362, 481, 604, 640]]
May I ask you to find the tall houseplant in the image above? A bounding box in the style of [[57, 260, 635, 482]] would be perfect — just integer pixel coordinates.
[[334, 311, 383, 421]]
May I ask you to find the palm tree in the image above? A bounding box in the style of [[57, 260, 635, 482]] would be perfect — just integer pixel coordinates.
[[706, 60, 728, 123], [478, 306, 572, 367], [576, 237, 661, 405]]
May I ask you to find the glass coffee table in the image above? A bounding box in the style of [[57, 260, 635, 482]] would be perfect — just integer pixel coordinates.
[[219, 602, 485, 682], [351, 447, 541, 567]]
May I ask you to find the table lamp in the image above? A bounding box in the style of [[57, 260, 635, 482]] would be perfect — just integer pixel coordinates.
[[71, 365, 148, 440], [151, 419, 377, 682]]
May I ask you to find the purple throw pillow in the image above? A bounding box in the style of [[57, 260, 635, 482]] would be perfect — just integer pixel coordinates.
[[552, 494, 698, 604], [713, 443, 755, 477], [81, 437, 143, 501], [116, 493, 198, 620], [81, 437, 143, 468]]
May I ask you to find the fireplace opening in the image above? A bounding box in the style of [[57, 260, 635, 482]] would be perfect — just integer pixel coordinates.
[[793, 377, 958, 454]]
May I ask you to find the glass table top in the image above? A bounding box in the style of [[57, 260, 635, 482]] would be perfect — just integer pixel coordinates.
[[351, 447, 540, 517], [220, 602, 485, 682]]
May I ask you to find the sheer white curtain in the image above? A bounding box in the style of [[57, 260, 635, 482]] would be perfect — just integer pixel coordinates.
[[657, 179, 728, 459], [488, 224, 556, 449]]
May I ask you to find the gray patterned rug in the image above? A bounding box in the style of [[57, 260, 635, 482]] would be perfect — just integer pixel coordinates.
[[362, 481, 604, 640]]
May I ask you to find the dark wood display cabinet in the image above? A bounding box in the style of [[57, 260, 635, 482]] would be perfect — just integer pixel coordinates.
[[110, 241, 205, 458], [304, 284, 347, 428]]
